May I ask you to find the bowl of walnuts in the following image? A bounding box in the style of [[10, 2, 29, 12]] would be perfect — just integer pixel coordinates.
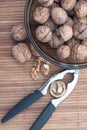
[[24, 0, 87, 69]]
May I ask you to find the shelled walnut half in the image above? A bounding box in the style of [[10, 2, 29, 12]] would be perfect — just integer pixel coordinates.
[[50, 81, 66, 98]]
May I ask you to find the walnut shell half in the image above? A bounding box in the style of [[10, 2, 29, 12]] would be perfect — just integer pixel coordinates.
[[50, 81, 66, 98]]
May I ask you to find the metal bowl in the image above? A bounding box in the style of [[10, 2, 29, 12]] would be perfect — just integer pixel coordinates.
[[24, 0, 87, 69]]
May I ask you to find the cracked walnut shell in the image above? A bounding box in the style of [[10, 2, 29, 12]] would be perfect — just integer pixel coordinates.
[[50, 81, 66, 98]]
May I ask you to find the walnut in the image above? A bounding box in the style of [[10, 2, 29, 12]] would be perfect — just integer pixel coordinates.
[[79, 16, 87, 24], [71, 44, 87, 63], [82, 38, 87, 46], [54, 0, 60, 3], [31, 68, 39, 80], [33, 6, 50, 24], [41, 63, 50, 76], [50, 81, 66, 98], [29, 44, 40, 57], [44, 18, 57, 31], [51, 7, 68, 25], [75, 0, 87, 18], [56, 45, 70, 59], [34, 57, 41, 72], [73, 22, 87, 40], [49, 33, 64, 48], [65, 17, 74, 27], [58, 25, 73, 42], [51, 2, 59, 9], [35, 25, 52, 43], [67, 38, 80, 50], [61, 0, 76, 11], [12, 43, 31, 63], [38, 0, 54, 7], [11, 25, 27, 41]]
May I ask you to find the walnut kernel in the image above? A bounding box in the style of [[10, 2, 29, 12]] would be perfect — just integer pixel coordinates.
[[41, 63, 50, 76], [50, 81, 66, 98]]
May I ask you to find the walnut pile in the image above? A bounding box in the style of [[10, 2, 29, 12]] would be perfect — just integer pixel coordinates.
[[11, 25, 51, 81], [33, 0, 87, 62]]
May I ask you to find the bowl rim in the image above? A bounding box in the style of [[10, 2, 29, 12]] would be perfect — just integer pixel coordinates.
[[24, 0, 87, 69]]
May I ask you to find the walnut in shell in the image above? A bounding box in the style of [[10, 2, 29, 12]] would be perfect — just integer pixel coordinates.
[[50, 81, 66, 98], [56, 45, 70, 59], [11, 25, 27, 41], [33, 6, 50, 24], [38, 0, 54, 7], [35, 25, 52, 43], [73, 22, 87, 40], [67, 38, 80, 50], [82, 38, 87, 46], [51, 7, 68, 25], [12, 43, 31, 63], [71, 44, 87, 62], [59, 25, 73, 42], [54, 0, 60, 3], [44, 18, 56, 31], [75, 0, 87, 18], [61, 0, 76, 11], [49, 33, 64, 48], [51, 2, 59, 9], [79, 16, 87, 24], [65, 17, 74, 27]]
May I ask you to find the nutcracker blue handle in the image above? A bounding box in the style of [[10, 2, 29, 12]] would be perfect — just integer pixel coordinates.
[[1, 90, 43, 123], [30, 102, 56, 130]]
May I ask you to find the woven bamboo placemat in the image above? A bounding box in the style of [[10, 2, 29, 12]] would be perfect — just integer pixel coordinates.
[[0, 1, 87, 130]]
